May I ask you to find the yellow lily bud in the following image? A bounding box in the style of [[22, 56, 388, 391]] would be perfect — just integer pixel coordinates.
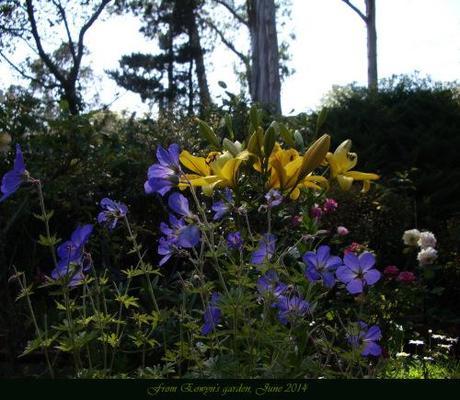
[[298, 134, 331, 181]]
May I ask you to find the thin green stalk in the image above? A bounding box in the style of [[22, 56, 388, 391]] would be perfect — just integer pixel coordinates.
[[17, 270, 55, 378], [82, 284, 93, 370], [108, 276, 133, 372], [34, 180, 58, 268], [123, 216, 160, 313], [187, 185, 229, 295], [62, 286, 82, 374]]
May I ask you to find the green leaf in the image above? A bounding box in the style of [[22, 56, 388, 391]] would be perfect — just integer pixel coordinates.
[[98, 332, 120, 348], [222, 138, 239, 156], [279, 123, 296, 147], [115, 294, 140, 309], [224, 114, 234, 139], [33, 210, 54, 222], [294, 130, 305, 151], [315, 107, 328, 135], [248, 105, 262, 134], [20, 335, 56, 357], [196, 118, 220, 149], [16, 284, 34, 301], [38, 234, 60, 247], [264, 121, 279, 157]]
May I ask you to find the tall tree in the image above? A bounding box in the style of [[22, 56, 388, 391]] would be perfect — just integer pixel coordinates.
[[341, 0, 378, 90], [247, 0, 281, 113], [207, 0, 289, 114], [111, 0, 211, 114], [0, 0, 110, 115]]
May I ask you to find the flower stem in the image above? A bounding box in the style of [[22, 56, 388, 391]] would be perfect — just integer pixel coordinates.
[[35, 180, 58, 268], [15, 268, 55, 378]]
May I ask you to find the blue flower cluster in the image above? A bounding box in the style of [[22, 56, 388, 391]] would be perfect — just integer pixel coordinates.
[[158, 193, 200, 266], [303, 245, 381, 294]]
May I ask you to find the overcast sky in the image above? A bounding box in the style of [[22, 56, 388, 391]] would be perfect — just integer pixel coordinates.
[[1, 0, 459, 115]]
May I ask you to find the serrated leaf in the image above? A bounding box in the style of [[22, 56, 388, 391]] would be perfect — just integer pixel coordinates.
[[38, 234, 60, 247], [33, 210, 54, 222], [115, 294, 140, 309], [16, 284, 34, 301]]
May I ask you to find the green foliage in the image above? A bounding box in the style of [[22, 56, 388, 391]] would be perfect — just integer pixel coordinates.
[[321, 74, 460, 226]]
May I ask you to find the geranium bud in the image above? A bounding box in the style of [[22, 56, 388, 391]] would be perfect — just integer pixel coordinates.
[[337, 226, 349, 236]]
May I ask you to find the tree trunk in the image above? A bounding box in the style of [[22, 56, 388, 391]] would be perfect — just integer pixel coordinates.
[[167, 24, 175, 111], [189, 10, 211, 112], [63, 83, 80, 115], [247, 0, 281, 114], [365, 0, 377, 90]]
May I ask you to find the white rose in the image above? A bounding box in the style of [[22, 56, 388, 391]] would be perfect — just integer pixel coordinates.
[[402, 229, 421, 246], [417, 231, 437, 249], [417, 247, 438, 266]]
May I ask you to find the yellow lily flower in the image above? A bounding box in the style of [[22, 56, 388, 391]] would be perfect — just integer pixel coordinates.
[[267, 134, 331, 199], [326, 140, 379, 192], [179, 149, 250, 195]]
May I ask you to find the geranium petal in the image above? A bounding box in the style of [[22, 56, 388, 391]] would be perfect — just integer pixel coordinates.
[[325, 255, 343, 270], [305, 267, 321, 282], [168, 192, 191, 217], [316, 245, 331, 264], [344, 252, 361, 273], [336, 266, 355, 283], [322, 272, 336, 288], [362, 341, 381, 356], [364, 269, 381, 285], [177, 224, 200, 248], [346, 278, 363, 294], [364, 325, 382, 341], [359, 252, 376, 271]]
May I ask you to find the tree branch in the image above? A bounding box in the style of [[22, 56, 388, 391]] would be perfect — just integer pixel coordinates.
[[71, 0, 110, 80], [53, 0, 77, 63], [0, 51, 56, 90], [202, 18, 248, 63], [214, 0, 248, 26], [25, 0, 67, 84], [341, 0, 367, 23]]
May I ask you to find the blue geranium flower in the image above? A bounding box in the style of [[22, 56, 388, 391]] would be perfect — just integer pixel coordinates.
[[201, 292, 221, 335], [157, 214, 200, 266], [0, 144, 28, 202], [348, 322, 382, 357], [97, 198, 128, 230], [303, 245, 342, 288], [256, 270, 287, 299], [250, 233, 276, 265], [145, 144, 181, 196], [226, 231, 243, 250], [168, 192, 193, 218], [274, 295, 310, 325], [265, 189, 283, 208], [52, 224, 93, 286], [336, 252, 381, 294], [211, 188, 233, 220]]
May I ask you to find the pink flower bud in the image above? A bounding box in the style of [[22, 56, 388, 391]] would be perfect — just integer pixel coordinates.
[[397, 271, 416, 283], [337, 226, 349, 236], [291, 215, 303, 227], [311, 205, 323, 219], [323, 198, 338, 213], [384, 265, 400, 276]]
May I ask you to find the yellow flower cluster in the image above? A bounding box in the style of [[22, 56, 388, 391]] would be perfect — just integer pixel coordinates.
[[178, 131, 379, 199]]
